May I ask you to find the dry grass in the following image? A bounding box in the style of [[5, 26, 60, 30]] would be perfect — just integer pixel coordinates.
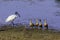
[[0, 25, 60, 40]]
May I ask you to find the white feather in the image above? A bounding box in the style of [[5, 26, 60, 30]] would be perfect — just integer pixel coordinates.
[[5, 15, 17, 22]]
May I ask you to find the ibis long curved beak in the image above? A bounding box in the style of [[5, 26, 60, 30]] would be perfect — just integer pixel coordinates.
[[18, 14, 21, 17]]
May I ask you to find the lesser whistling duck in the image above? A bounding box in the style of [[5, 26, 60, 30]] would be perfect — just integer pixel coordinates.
[[35, 19, 39, 27], [34, 19, 39, 30], [29, 19, 34, 28], [39, 19, 42, 30], [44, 19, 48, 30]]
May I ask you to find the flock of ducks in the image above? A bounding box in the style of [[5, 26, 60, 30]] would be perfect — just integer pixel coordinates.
[[29, 19, 48, 30]]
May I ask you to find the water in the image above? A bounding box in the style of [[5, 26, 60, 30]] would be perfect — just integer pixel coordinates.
[[0, 0, 60, 30]]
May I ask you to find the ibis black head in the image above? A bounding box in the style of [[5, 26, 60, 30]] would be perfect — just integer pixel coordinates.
[[15, 12, 20, 17]]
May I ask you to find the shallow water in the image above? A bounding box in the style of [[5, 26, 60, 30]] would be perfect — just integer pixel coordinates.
[[0, 0, 60, 30]]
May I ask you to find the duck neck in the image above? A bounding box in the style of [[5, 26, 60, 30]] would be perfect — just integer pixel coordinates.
[[39, 21, 42, 25], [36, 19, 39, 24], [44, 20, 47, 25], [30, 20, 33, 25]]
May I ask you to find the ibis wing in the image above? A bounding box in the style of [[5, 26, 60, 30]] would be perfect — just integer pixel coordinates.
[[5, 15, 17, 22]]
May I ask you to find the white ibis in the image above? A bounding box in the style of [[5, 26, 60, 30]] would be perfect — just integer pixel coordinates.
[[39, 19, 42, 30], [44, 19, 48, 30], [29, 19, 34, 29], [5, 12, 20, 26]]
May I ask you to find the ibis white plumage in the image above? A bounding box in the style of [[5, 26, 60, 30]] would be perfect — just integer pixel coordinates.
[[5, 12, 20, 26], [6, 15, 17, 22]]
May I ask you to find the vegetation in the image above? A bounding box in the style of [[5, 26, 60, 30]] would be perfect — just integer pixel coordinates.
[[55, 0, 60, 3], [0, 25, 60, 40], [56, 0, 60, 1]]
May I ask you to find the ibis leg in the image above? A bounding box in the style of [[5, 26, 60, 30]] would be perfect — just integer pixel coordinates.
[[12, 21, 15, 28]]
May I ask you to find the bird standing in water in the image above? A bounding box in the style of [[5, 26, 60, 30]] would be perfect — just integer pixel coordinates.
[[5, 12, 20, 27], [35, 19, 39, 29], [44, 19, 48, 30], [39, 19, 42, 30], [29, 19, 34, 29]]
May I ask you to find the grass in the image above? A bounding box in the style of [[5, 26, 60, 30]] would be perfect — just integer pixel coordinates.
[[0, 25, 60, 40]]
